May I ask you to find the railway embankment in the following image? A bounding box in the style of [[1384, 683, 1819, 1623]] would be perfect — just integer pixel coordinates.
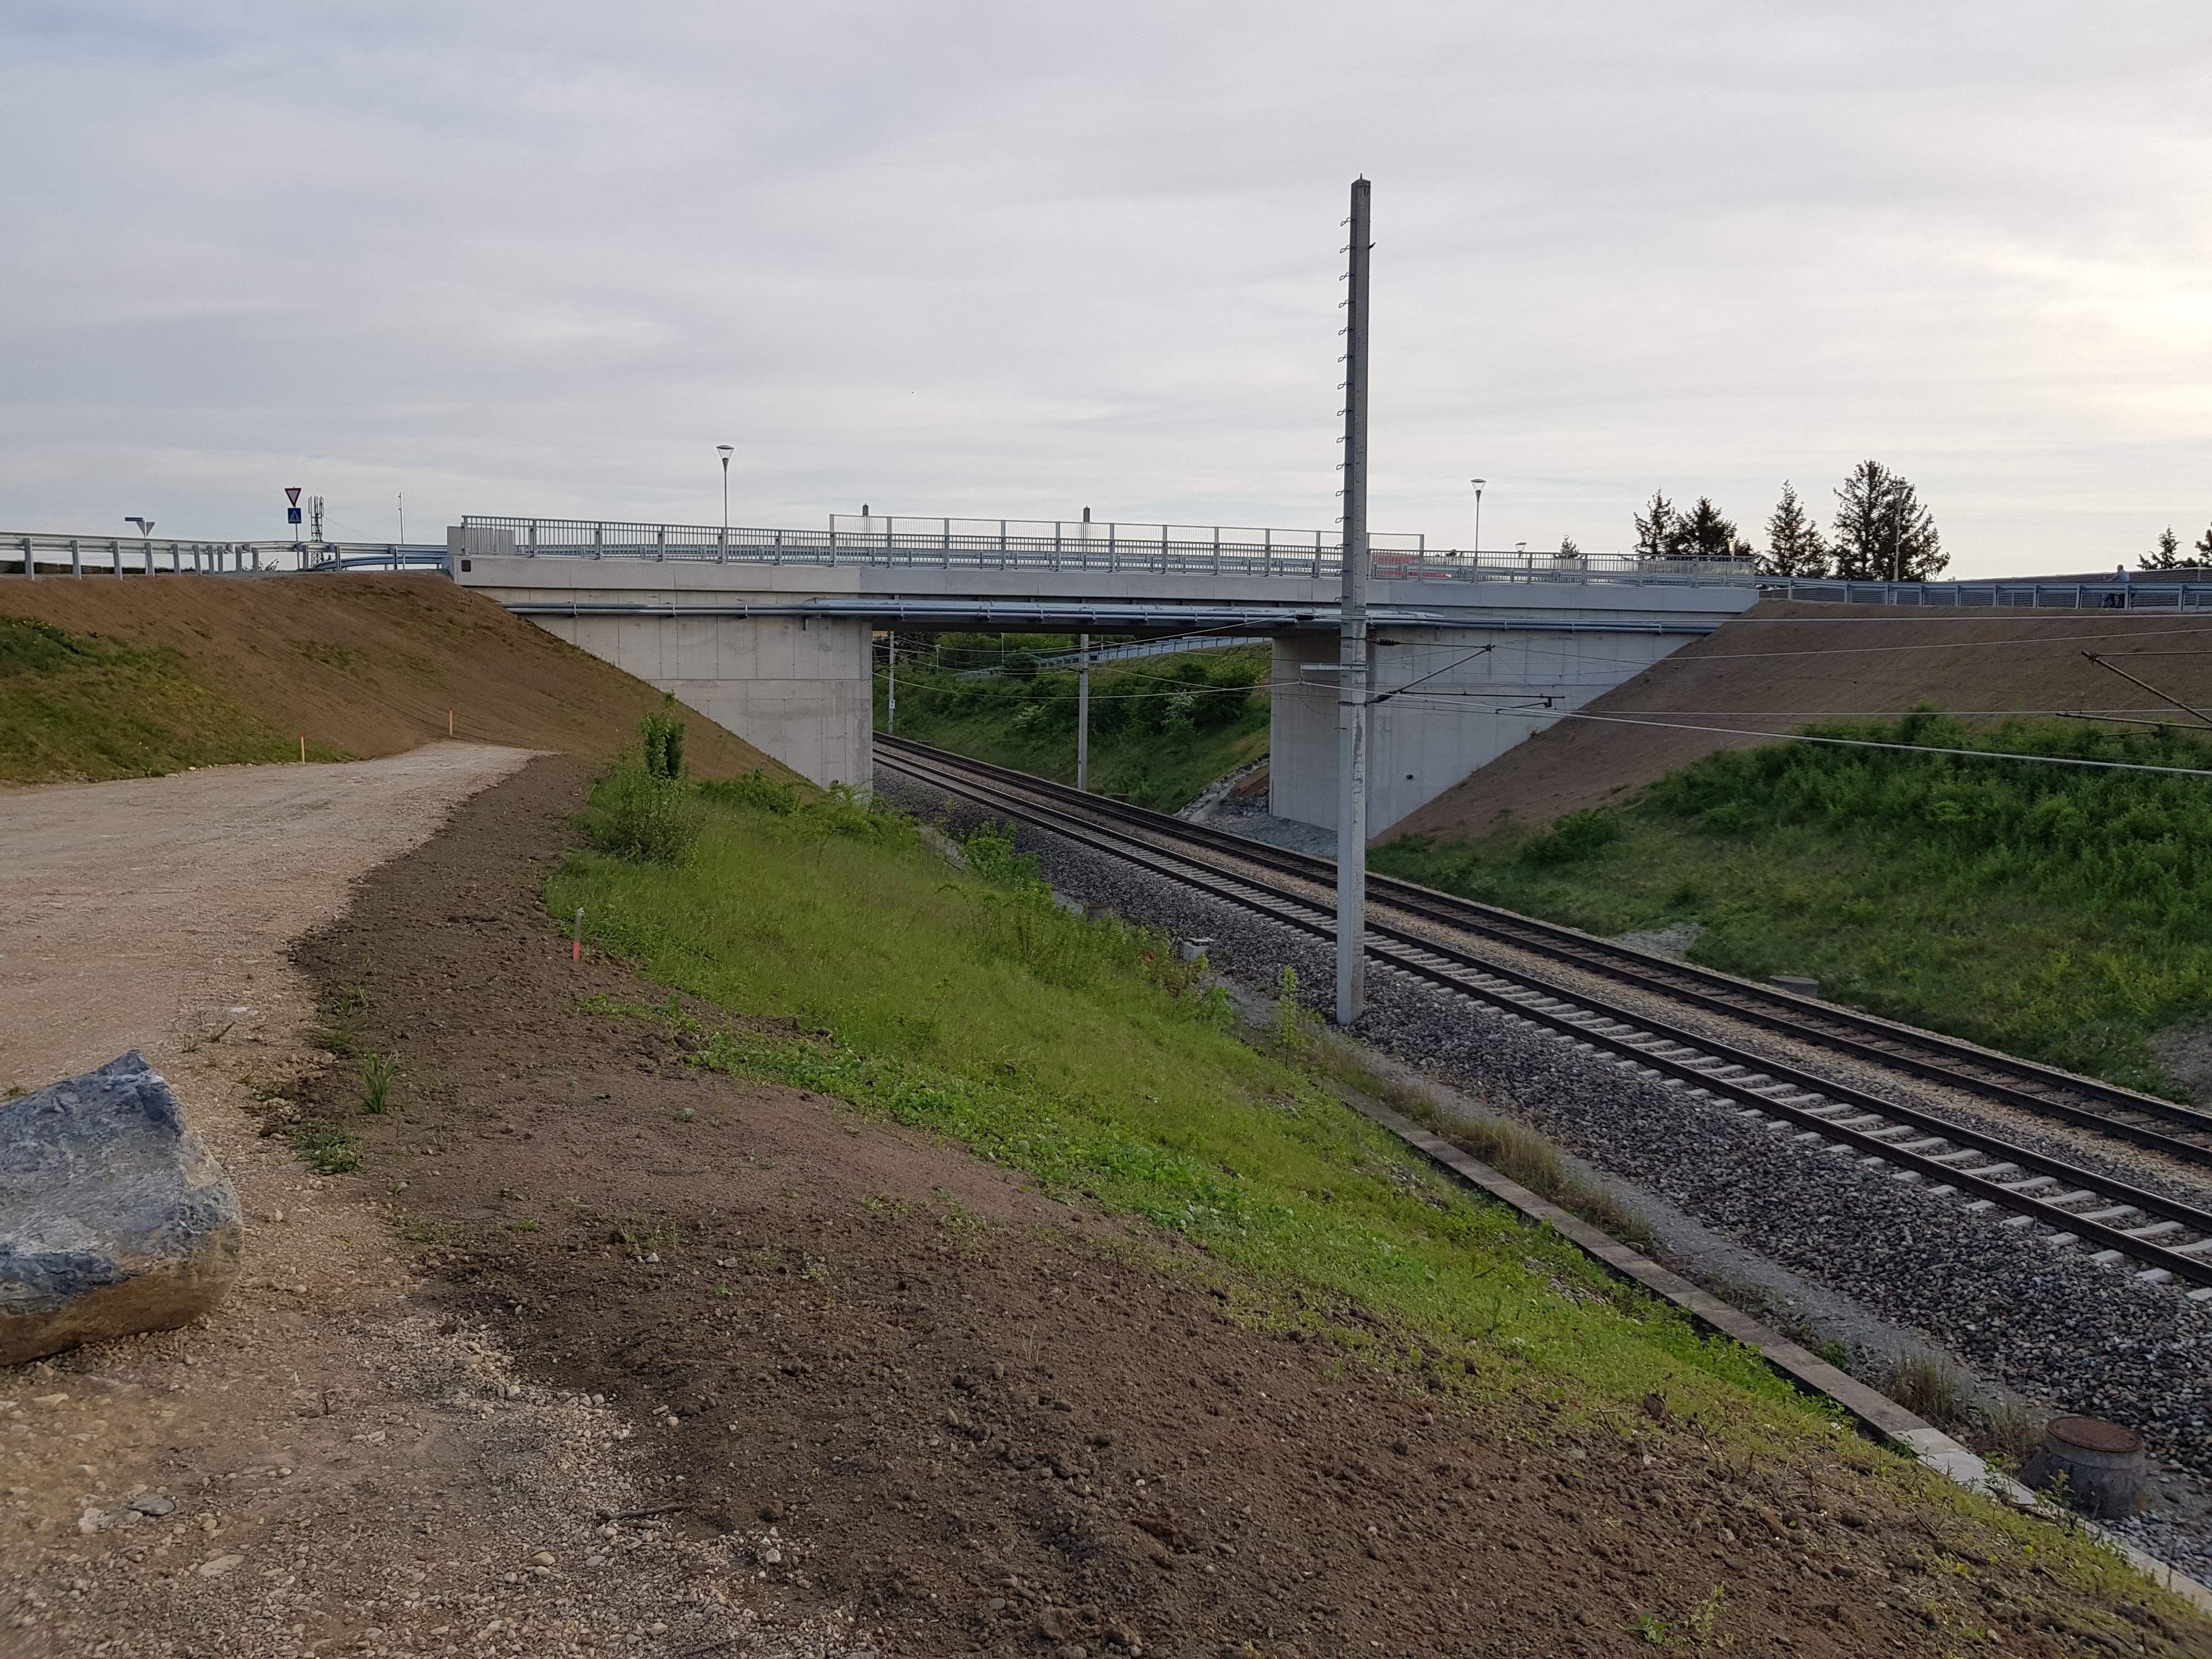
[[872, 743, 2212, 1599]]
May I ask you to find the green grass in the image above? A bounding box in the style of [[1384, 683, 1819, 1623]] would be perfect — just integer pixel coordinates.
[[1373, 709, 2212, 1096], [545, 775, 1864, 1446], [879, 642, 1269, 811], [0, 613, 343, 781]]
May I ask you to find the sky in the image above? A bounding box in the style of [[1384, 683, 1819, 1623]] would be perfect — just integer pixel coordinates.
[[3, 1, 2209, 577]]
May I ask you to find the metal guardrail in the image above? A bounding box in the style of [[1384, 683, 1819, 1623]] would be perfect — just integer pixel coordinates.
[[458, 515, 1763, 588], [5, 533, 451, 578]]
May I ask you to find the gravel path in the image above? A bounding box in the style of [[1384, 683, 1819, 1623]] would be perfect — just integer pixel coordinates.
[[883, 770, 2212, 1581], [0, 740, 539, 1094]]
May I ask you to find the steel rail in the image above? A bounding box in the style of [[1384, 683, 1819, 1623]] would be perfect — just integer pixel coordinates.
[[878, 735, 2212, 1163], [877, 740, 2212, 1291]]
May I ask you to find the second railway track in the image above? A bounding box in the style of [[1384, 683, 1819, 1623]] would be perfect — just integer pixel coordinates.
[[878, 735, 2212, 1297]]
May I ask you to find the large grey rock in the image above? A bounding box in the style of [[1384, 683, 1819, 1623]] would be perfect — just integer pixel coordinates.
[[0, 1052, 242, 1364]]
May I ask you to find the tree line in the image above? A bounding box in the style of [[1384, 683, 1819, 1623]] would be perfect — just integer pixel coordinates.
[[2141, 523, 2212, 571], [1624, 459, 1947, 581]]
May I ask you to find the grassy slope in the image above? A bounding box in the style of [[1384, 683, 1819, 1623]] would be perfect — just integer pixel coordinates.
[[1375, 712, 2212, 1096], [0, 574, 793, 783], [537, 779, 2191, 1621], [880, 643, 1269, 811]]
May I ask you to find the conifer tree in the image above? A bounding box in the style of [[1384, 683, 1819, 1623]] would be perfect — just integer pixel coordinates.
[[1760, 481, 1829, 577], [1632, 492, 1675, 560], [2142, 527, 2185, 571], [1674, 496, 1746, 560], [1831, 460, 1945, 580], [2197, 523, 2212, 563]]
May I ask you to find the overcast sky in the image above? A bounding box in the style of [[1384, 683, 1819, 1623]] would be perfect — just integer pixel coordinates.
[[4, 2, 2208, 575]]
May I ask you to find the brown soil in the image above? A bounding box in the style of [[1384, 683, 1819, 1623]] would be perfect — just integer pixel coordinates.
[[1393, 601, 2212, 840], [1, 572, 792, 782], [12, 757, 2203, 1656]]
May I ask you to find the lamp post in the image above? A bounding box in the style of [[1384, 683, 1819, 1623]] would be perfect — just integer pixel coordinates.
[[1470, 479, 1486, 557], [716, 445, 733, 552]]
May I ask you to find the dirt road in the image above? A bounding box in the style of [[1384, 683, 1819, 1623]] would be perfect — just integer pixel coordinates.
[[0, 741, 537, 1095]]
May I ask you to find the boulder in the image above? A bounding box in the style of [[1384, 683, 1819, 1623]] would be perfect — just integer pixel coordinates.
[[1, 1052, 242, 1364]]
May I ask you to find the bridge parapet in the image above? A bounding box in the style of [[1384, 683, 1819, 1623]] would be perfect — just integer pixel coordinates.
[[456, 515, 1760, 589]]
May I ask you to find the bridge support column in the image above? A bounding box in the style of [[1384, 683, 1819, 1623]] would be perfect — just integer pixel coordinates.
[[533, 612, 873, 789], [1270, 623, 1706, 845]]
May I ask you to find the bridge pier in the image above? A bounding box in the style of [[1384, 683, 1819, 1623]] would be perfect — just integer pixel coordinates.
[[532, 610, 872, 788], [1268, 604, 1731, 844]]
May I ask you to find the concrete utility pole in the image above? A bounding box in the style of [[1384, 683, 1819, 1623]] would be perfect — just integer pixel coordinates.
[[1336, 176, 1373, 1027], [1076, 631, 1092, 792], [887, 632, 897, 735]]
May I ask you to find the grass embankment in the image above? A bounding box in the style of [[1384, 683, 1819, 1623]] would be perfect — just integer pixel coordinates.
[[0, 613, 340, 777], [0, 575, 791, 783], [550, 773, 1893, 1440], [534, 768, 2205, 1615], [1376, 710, 2212, 1097], [879, 640, 1268, 810]]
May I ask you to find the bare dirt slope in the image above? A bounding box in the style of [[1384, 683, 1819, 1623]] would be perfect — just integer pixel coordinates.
[[1391, 602, 2212, 842], [0, 572, 792, 782]]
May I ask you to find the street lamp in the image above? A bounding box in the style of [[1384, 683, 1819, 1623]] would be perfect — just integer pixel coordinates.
[[1470, 479, 1486, 557], [716, 445, 733, 544]]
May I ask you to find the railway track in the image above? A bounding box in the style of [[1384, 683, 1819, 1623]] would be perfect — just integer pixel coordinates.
[[877, 735, 2212, 1296]]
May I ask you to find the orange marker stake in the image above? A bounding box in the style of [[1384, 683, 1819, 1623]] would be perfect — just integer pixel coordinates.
[[448, 706, 454, 737], [299, 732, 306, 763], [572, 907, 584, 963]]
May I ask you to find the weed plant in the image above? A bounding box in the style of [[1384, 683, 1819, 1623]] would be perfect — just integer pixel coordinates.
[[1375, 709, 2212, 1093], [549, 780, 1855, 1440], [359, 1051, 397, 1114]]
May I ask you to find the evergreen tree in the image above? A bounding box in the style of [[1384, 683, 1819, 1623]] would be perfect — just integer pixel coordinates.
[[1632, 492, 1675, 560], [1831, 460, 1945, 581], [2142, 527, 2186, 571], [1558, 535, 1582, 559], [1760, 481, 1829, 577], [2198, 522, 2212, 563], [1672, 497, 1741, 560]]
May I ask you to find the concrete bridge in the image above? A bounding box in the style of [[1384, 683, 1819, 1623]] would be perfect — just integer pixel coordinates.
[[451, 512, 1760, 841]]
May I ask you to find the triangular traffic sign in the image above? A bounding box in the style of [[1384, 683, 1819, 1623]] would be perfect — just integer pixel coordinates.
[[285, 487, 302, 506]]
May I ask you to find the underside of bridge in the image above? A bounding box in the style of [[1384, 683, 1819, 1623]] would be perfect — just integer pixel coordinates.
[[452, 520, 1757, 839]]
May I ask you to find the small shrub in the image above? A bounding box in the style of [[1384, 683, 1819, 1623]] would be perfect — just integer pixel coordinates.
[[1519, 806, 1622, 866], [640, 701, 686, 781], [589, 766, 703, 863], [701, 768, 802, 814], [1272, 966, 1319, 1057]]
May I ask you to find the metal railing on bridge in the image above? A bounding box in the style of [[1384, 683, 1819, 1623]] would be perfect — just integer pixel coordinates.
[[459, 514, 1764, 587]]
